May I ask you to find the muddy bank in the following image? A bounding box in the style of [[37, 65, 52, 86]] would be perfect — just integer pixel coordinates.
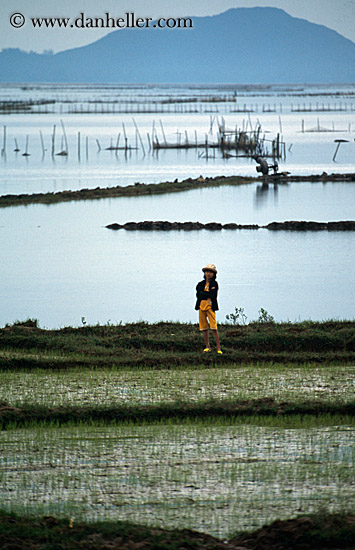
[[0, 172, 354, 208], [1, 398, 354, 429], [0, 511, 354, 550], [106, 220, 355, 231]]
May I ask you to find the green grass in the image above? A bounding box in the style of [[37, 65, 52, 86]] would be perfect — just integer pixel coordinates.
[[0, 320, 354, 370]]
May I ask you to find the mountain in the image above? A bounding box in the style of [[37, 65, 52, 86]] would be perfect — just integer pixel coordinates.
[[0, 8, 354, 83]]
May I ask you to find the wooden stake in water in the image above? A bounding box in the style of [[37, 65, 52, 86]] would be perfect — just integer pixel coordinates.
[[52, 125, 56, 156], [132, 118, 145, 156], [22, 135, 30, 156], [332, 139, 349, 162], [60, 119, 68, 155], [122, 122, 128, 151], [39, 131, 46, 156], [160, 120, 167, 145], [1, 125, 6, 156]]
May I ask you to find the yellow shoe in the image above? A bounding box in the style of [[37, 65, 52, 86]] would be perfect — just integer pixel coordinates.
[[203, 348, 211, 353], [217, 350, 223, 354]]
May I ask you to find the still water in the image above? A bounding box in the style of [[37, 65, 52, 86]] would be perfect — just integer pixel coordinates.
[[1, 83, 354, 194], [1, 183, 354, 328], [1, 84, 354, 327], [1, 111, 354, 195]]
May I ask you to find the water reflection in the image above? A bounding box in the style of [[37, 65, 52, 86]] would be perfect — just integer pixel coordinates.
[[255, 181, 280, 209]]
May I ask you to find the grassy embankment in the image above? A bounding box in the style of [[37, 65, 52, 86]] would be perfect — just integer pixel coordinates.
[[1, 172, 354, 208], [1, 319, 354, 547], [0, 318, 354, 427]]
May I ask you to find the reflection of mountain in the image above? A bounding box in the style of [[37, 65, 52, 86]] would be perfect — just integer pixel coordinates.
[[1, 7, 354, 83]]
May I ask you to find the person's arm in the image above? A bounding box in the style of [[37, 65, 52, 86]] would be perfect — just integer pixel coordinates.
[[198, 282, 218, 300]]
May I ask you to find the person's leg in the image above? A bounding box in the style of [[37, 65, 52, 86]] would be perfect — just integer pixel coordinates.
[[207, 310, 222, 353], [212, 329, 221, 352], [202, 329, 210, 350], [199, 310, 211, 351]]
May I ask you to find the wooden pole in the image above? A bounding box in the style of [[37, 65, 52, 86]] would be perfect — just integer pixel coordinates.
[[160, 119, 167, 145], [2, 125, 6, 156], [22, 135, 30, 156], [60, 119, 68, 154], [279, 116, 283, 134], [132, 118, 145, 155], [39, 131, 45, 156], [52, 125, 56, 156]]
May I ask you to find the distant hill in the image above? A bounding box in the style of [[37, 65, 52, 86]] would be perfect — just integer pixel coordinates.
[[0, 8, 354, 83]]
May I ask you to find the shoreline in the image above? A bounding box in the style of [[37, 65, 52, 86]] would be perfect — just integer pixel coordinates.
[[1, 172, 354, 208]]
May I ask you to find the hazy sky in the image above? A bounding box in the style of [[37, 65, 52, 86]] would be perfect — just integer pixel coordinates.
[[2, 0, 355, 53]]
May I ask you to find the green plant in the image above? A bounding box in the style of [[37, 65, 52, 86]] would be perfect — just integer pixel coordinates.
[[225, 307, 248, 325], [256, 308, 275, 324], [5, 318, 39, 329]]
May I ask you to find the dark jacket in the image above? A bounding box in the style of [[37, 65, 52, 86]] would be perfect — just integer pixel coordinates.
[[195, 279, 219, 311]]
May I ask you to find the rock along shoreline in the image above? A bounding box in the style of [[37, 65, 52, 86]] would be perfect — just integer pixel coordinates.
[[106, 220, 355, 231]]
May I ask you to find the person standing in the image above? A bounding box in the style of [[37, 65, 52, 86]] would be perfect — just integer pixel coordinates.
[[195, 264, 222, 354]]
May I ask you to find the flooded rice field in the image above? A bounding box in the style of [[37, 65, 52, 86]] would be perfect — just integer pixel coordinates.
[[1, 365, 354, 408], [0, 422, 353, 537], [1, 82, 354, 539]]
